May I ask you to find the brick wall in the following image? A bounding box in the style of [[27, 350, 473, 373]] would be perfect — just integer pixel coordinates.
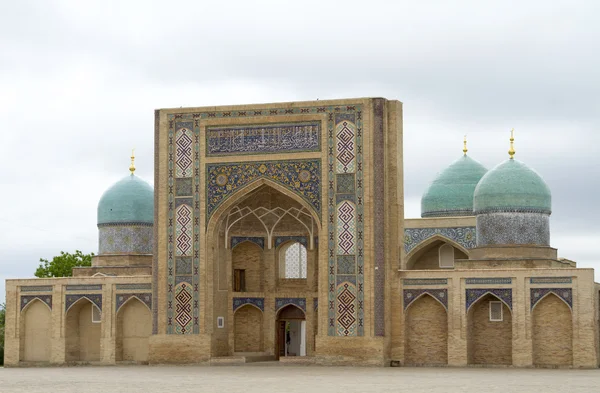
[[468, 295, 512, 365], [232, 242, 263, 292], [234, 305, 263, 352], [405, 295, 448, 365], [533, 294, 573, 366]]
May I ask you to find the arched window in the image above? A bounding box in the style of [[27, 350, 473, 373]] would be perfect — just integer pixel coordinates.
[[280, 242, 307, 279], [439, 244, 454, 268]]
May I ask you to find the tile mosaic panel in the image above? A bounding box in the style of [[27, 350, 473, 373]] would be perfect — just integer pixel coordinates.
[[175, 178, 193, 196], [21, 295, 52, 311], [99, 225, 153, 255], [274, 236, 307, 249], [20, 285, 53, 292], [206, 121, 321, 156], [328, 110, 364, 337], [336, 255, 356, 274], [403, 289, 448, 310], [233, 297, 265, 312], [404, 226, 476, 254], [530, 277, 572, 284], [465, 278, 512, 285], [174, 282, 193, 334], [275, 297, 306, 313], [530, 288, 573, 309], [403, 278, 448, 286], [231, 236, 265, 250], [335, 281, 358, 336], [66, 285, 102, 291], [466, 288, 512, 311], [372, 98, 385, 337], [175, 126, 193, 178], [65, 294, 102, 312], [175, 204, 193, 256], [176, 257, 193, 275], [206, 159, 321, 221], [116, 283, 152, 291], [116, 293, 152, 312]]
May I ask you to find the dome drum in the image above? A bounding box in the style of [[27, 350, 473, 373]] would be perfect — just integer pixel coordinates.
[[476, 212, 550, 247], [98, 225, 153, 255]]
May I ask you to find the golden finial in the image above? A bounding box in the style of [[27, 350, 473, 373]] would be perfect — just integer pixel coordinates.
[[463, 135, 468, 156], [508, 128, 515, 159], [129, 149, 136, 174]]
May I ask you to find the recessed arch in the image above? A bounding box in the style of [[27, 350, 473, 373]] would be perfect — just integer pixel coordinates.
[[116, 296, 151, 362], [207, 177, 322, 238], [66, 296, 102, 314], [404, 293, 448, 365], [116, 295, 152, 315], [65, 297, 101, 362], [405, 234, 470, 269], [20, 299, 52, 362], [233, 302, 264, 315], [276, 303, 306, 318], [233, 304, 264, 352], [467, 293, 512, 365], [532, 292, 573, 366]]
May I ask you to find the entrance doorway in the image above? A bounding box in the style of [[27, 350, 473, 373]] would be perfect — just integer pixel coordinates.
[[276, 305, 306, 358]]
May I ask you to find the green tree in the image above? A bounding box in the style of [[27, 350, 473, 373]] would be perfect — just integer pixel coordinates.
[[35, 250, 95, 278], [1, 302, 5, 366]]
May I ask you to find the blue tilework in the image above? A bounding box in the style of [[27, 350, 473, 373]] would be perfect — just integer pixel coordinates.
[[466, 288, 512, 311], [233, 297, 265, 312], [530, 288, 572, 309], [404, 226, 476, 254], [275, 297, 306, 313]]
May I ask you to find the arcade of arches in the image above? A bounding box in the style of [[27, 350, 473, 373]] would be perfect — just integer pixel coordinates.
[[3, 98, 600, 368]]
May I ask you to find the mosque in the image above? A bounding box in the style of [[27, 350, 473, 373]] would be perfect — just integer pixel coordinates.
[[3, 98, 599, 367]]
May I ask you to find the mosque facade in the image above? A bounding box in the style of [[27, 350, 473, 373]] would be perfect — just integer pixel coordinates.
[[3, 98, 599, 367]]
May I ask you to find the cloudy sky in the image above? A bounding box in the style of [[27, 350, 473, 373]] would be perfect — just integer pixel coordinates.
[[1, 0, 599, 303]]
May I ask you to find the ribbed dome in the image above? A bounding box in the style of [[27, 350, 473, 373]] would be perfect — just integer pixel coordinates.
[[473, 159, 551, 215], [97, 174, 154, 225], [421, 155, 488, 217]]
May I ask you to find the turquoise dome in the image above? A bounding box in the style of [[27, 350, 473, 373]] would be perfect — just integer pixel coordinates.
[[421, 155, 488, 217], [473, 159, 551, 214], [97, 174, 154, 225]]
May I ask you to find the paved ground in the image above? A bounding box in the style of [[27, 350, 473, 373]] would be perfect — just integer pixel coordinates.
[[1, 364, 599, 393]]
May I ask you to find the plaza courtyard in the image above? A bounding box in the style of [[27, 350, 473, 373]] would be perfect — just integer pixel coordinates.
[[1, 365, 599, 393]]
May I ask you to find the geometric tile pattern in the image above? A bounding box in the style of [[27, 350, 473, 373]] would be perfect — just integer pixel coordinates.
[[372, 98, 385, 337], [404, 226, 476, 254], [336, 201, 356, 255], [530, 277, 572, 284], [329, 110, 364, 337], [403, 289, 448, 310], [275, 297, 306, 313], [66, 285, 103, 291], [174, 282, 193, 334], [231, 236, 265, 250], [175, 127, 193, 178], [175, 204, 193, 256], [206, 159, 321, 221], [206, 122, 321, 156], [98, 225, 153, 255], [21, 295, 52, 311], [465, 278, 512, 285], [530, 288, 573, 310], [274, 236, 307, 249], [20, 286, 53, 292], [233, 297, 265, 312], [116, 293, 152, 313], [116, 283, 152, 291], [335, 281, 357, 336], [65, 294, 103, 312], [466, 288, 512, 311], [168, 118, 200, 335], [403, 278, 448, 286]]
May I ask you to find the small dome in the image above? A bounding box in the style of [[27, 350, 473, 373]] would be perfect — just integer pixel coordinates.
[[473, 159, 551, 215], [421, 155, 488, 217], [97, 174, 154, 225]]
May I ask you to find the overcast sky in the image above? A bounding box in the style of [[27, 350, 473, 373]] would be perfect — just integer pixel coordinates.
[[1, 0, 599, 303]]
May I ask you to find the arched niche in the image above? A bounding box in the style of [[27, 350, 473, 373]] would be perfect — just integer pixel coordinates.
[[404, 293, 448, 365], [467, 294, 512, 365], [20, 299, 52, 362], [233, 304, 264, 353], [116, 297, 152, 362], [406, 237, 468, 270], [65, 298, 101, 362], [532, 293, 573, 366]]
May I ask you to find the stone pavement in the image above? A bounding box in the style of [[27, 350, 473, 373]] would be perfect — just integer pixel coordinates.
[[1, 364, 599, 393]]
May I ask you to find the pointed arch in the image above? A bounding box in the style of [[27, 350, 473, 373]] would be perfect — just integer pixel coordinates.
[[234, 304, 264, 352], [207, 177, 322, 238], [531, 290, 573, 312], [405, 292, 448, 313], [21, 296, 52, 313], [233, 303, 264, 315], [405, 234, 470, 268], [116, 295, 152, 315], [467, 291, 513, 315], [276, 303, 306, 318], [20, 298, 52, 362], [532, 292, 573, 366], [404, 292, 448, 365], [65, 296, 101, 314]]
